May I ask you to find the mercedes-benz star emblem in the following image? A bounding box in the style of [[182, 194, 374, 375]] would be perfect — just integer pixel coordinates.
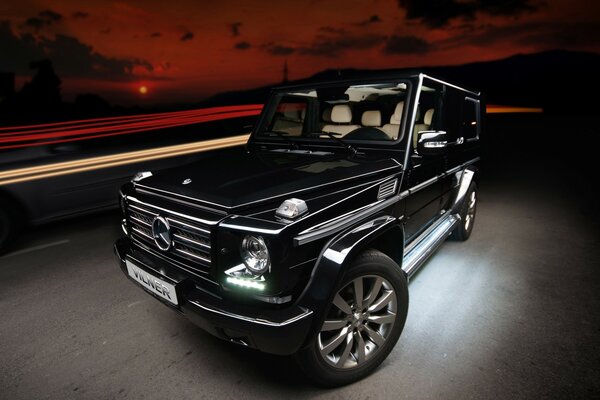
[[182, 178, 192, 185], [152, 216, 172, 251]]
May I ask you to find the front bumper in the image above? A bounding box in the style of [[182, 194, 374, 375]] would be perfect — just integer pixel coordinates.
[[114, 237, 313, 355]]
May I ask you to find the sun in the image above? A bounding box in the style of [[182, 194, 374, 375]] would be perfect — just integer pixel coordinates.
[[139, 85, 148, 95]]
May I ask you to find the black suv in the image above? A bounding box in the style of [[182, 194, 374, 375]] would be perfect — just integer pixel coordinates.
[[114, 73, 482, 386]]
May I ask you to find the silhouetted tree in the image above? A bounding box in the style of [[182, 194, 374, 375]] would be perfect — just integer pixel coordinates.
[[19, 59, 62, 111]]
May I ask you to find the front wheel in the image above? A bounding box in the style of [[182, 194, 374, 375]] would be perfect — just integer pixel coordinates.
[[294, 250, 409, 387]]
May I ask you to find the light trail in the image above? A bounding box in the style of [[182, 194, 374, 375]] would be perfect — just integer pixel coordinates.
[[0, 103, 543, 186], [0, 134, 250, 186], [486, 105, 543, 114], [0, 105, 262, 150], [0, 104, 263, 133]]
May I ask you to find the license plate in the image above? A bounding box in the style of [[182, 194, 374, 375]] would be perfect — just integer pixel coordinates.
[[126, 260, 178, 305]]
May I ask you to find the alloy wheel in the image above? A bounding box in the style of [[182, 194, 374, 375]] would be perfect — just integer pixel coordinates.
[[317, 275, 397, 369]]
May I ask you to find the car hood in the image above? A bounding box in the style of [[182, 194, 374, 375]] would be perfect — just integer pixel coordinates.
[[135, 147, 402, 212]]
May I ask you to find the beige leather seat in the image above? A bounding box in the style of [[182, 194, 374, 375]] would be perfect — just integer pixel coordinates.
[[413, 108, 435, 147], [381, 102, 404, 140], [322, 104, 360, 136], [361, 110, 382, 127]]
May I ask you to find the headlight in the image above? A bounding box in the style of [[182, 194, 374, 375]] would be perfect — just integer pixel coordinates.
[[240, 235, 270, 275]]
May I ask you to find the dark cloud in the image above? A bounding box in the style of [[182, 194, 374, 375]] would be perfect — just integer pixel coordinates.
[[383, 34, 431, 54], [0, 20, 153, 81], [299, 34, 384, 57], [262, 32, 385, 57], [356, 15, 382, 26], [397, 0, 540, 28], [150, 32, 162, 38], [438, 20, 600, 49], [234, 41, 251, 50], [318, 26, 346, 35], [23, 9, 63, 30], [23, 17, 47, 30], [39, 10, 62, 22], [180, 31, 194, 41], [263, 43, 295, 56], [72, 11, 89, 19], [230, 22, 242, 37]]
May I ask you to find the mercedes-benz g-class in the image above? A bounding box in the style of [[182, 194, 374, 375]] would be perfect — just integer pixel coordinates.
[[114, 73, 482, 386]]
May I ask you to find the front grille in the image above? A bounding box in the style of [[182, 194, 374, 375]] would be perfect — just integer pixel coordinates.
[[126, 198, 213, 275]]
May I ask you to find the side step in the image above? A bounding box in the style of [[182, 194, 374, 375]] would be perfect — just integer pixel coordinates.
[[402, 214, 461, 278]]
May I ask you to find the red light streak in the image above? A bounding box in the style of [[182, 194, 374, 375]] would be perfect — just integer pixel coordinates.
[[0, 105, 263, 133], [0, 105, 263, 150], [0, 110, 261, 150]]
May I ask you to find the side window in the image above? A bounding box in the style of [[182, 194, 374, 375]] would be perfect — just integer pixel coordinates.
[[268, 96, 308, 136], [413, 81, 445, 150], [462, 97, 480, 141]]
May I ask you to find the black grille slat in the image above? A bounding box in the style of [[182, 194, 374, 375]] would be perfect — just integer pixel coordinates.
[[126, 199, 213, 274]]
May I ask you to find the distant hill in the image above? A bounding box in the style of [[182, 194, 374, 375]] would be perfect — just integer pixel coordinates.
[[205, 50, 600, 115]]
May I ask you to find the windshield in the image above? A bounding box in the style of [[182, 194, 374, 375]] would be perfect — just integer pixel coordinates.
[[255, 81, 409, 143]]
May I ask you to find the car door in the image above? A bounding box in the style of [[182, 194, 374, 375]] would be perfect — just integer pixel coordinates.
[[403, 80, 446, 240]]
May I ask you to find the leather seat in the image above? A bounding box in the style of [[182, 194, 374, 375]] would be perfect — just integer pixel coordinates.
[[321, 104, 360, 136], [361, 110, 382, 127], [381, 102, 404, 140]]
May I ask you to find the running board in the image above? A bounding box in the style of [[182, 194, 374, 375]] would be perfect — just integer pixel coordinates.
[[402, 214, 461, 278]]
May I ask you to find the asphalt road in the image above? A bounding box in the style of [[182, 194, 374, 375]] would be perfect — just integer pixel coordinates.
[[1, 152, 600, 399]]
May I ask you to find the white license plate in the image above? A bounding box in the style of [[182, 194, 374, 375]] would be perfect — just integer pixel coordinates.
[[126, 260, 178, 305]]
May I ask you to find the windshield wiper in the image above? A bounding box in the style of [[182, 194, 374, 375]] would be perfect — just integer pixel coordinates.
[[264, 131, 299, 150], [322, 131, 361, 156]]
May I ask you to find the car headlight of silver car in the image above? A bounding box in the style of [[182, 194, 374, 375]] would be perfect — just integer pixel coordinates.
[[240, 235, 270, 275]]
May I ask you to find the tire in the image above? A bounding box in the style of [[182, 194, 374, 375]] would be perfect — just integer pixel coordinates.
[[450, 182, 477, 241], [294, 249, 409, 387], [0, 197, 20, 255]]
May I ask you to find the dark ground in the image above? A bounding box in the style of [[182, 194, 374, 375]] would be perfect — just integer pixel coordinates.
[[0, 114, 599, 399]]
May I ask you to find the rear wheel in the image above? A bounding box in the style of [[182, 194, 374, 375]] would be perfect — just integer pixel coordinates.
[[294, 250, 408, 387], [451, 182, 477, 241]]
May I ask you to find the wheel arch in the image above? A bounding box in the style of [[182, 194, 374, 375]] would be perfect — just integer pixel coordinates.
[[296, 215, 405, 347]]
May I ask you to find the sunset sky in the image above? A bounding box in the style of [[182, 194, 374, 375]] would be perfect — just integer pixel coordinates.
[[1, 0, 599, 104]]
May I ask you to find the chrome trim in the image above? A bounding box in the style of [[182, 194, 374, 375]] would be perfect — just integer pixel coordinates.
[[403, 74, 424, 167], [167, 217, 211, 234], [421, 74, 480, 96], [173, 246, 211, 263], [151, 216, 172, 251], [127, 195, 221, 226], [172, 233, 211, 249], [219, 220, 286, 235], [302, 201, 380, 234], [403, 213, 460, 277], [136, 163, 401, 210], [135, 187, 228, 216], [409, 176, 438, 194], [378, 178, 398, 199], [131, 237, 214, 280], [188, 300, 313, 327], [130, 215, 151, 227], [294, 195, 400, 246], [132, 226, 152, 240]]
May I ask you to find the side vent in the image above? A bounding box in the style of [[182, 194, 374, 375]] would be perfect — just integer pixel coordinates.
[[378, 179, 398, 199]]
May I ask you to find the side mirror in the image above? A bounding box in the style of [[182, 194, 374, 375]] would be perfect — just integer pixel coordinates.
[[416, 131, 463, 155]]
